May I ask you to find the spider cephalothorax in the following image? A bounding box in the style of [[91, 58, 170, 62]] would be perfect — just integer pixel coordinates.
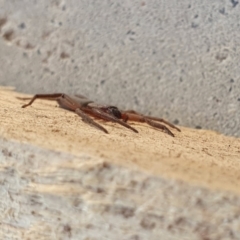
[[105, 106, 122, 119]]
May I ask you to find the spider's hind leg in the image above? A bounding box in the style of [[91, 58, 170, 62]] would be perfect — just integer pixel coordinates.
[[19, 93, 64, 108]]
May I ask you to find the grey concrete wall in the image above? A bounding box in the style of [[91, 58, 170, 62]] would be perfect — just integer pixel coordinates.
[[0, 0, 239, 137]]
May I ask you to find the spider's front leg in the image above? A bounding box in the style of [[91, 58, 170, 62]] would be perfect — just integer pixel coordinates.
[[75, 108, 108, 133], [121, 111, 179, 137], [123, 110, 181, 132], [85, 105, 138, 133]]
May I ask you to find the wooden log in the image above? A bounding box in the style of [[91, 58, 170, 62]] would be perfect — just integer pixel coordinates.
[[0, 86, 240, 240]]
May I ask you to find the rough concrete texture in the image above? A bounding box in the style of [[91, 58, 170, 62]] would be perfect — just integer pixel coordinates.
[[0, 1, 239, 137], [1, 138, 240, 240], [0, 87, 240, 239]]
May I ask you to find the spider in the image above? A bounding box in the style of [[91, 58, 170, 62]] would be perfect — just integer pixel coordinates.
[[18, 93, 181, 137]]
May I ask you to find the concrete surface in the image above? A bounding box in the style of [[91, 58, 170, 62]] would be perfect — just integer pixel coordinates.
[[0, 0, 239, 137], [1, 138, 240, 240], [0, 87, 240, 240]]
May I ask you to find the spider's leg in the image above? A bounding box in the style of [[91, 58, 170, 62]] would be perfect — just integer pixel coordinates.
[[124, 110, 138, 114], [18, 93, 64, 108], [121, 112, 175, 137], [124, 110, 181, 132], [75, 108, 108, 134], [87, 108, 138, 133], [143, 116, 181, 132], [144, 119, 175, 137]]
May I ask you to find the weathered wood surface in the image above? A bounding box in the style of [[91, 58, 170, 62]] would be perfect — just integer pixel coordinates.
[[0, 87, 240, 240]]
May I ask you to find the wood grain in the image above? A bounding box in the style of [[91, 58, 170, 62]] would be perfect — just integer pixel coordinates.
[[0, 86, 240, 240]]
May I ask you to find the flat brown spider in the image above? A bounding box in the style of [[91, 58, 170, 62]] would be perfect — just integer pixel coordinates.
[[18, 93, 181, 137]]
